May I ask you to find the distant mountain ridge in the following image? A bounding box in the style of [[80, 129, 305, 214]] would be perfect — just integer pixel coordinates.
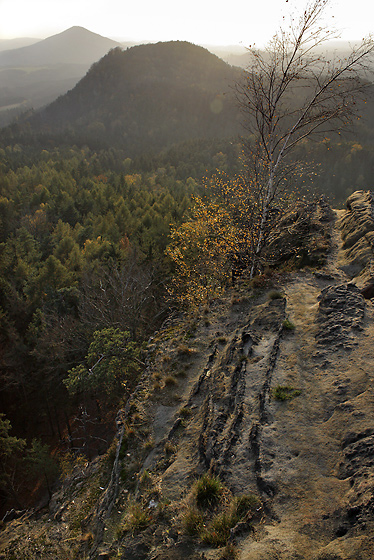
[[0, 37, 40, 53], [0, 26, 122, 67], [209, 40, 370, 68], [0, 27, 125, 127], [8, 41, 243, 155]]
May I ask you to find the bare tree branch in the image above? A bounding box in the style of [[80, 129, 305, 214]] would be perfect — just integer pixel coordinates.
[[235, 0, 374, 276]]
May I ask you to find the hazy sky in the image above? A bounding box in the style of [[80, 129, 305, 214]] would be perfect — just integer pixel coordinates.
[[0, 0, 372, 46]]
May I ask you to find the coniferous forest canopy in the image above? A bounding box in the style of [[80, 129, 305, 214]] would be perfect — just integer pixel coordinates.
[[0, 35, 374, 513]]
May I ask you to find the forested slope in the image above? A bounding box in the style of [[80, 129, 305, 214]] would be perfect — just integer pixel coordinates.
[[1, 41, 243, 153]]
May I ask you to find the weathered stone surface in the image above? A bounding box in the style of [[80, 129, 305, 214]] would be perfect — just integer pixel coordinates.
[[338, 434, 374, 478], [340, 191, 374, 249], [360, 276, 374, 299], [265, 195, 334, 267], [338, 190, 374, 296], [315, 283, 365, 348], [336, 431, 374, 531]]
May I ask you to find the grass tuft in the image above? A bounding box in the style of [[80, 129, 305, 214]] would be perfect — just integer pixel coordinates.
[[200, 512, 233, 546], [183, 507, 205, 535], [231, 494, 261, 519], [164, 375, 177, 387], [179, 406, 192, 419], [283, 319, 295, 331], [194, 473, 224, 510], [268, 290, 284, 300], [139, 469, 152, 487], [272, 385, 301, 401], [182, 478, 262, 549], [123, 502, 151, 535], [164, 440, 177, 455], [219, 542, 239, 559]]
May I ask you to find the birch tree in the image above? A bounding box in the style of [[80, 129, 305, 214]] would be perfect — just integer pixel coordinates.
[[236, 0, 374, 275]]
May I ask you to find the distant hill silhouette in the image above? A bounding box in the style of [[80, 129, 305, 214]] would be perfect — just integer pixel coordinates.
[[7, 41, 244, 154], [0, 27, 123, 126], [0, 26, 121, 67]]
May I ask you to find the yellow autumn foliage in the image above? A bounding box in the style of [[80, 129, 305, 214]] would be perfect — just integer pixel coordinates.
[[166, 173, 261, 308]]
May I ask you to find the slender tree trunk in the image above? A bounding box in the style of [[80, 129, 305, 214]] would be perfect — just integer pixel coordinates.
[[250, 169, 275, 278], [44, 472, 52, 499], [64, 410, 73, 449]]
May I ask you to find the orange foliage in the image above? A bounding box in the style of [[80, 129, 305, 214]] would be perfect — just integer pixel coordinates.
[[166, 172, 261, 308]]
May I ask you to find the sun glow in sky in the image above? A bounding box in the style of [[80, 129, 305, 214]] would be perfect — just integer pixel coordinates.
[[0, 0, 372, 46]]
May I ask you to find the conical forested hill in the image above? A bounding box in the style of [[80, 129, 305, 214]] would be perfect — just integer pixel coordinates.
[[0, 26, 122, 67], [6, 41, 244, 154]]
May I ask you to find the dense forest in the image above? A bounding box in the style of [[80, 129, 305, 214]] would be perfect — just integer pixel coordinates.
[[0, 143, 195, 510]]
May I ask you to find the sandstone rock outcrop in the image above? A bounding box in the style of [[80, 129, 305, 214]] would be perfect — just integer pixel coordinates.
[[338, 190, 374, 297], [265, 195, 334, 268], [316, 283, 365, 348]]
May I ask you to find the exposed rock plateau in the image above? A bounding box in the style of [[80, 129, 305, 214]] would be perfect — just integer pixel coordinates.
[[1, 191, 374, 560]]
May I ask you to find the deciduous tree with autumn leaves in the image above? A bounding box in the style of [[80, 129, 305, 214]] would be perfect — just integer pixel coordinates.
[[167, 0, 374, 304]]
